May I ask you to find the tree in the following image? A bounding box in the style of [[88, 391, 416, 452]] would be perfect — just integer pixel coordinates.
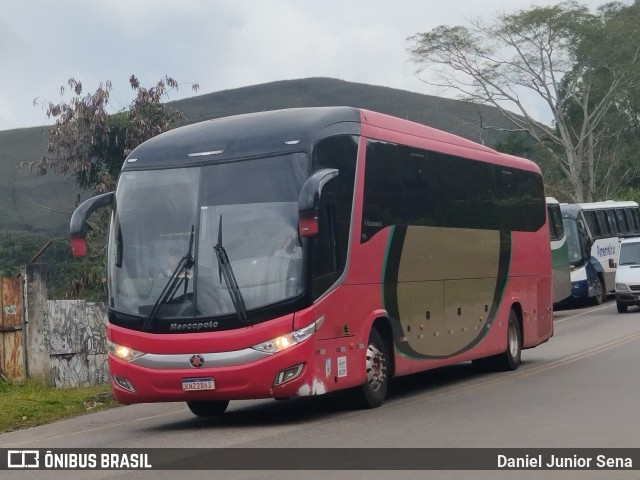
[[29, 75, 199, 193], [407, 1, 640, 202], [23, 75, 199, 300]]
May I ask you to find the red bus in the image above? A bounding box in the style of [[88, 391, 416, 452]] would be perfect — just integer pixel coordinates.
[[71, 107, 553, 416]]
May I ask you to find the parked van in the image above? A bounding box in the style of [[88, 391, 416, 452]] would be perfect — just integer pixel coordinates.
[[614, 238, 640, 312]]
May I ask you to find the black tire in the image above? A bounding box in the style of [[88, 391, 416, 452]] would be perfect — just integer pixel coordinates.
[[496, 310, 522, 371], [592, 276, 605, 305], [473, 309, 522, 372], [186, 400, 229, 417], [617, 301, 628, 314], [351, 328, 390, 409]]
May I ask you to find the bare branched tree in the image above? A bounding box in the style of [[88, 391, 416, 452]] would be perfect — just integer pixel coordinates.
[[408, 1, 640, 201]]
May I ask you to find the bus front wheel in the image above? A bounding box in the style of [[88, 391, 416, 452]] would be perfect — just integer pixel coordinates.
[[186, 400, 229, 417], [592, 276, 605, 305], [351, 328, 389, 409]]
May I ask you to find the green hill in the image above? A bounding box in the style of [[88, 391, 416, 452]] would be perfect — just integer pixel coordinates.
[[0, 77, 514, 235], [0, 127, 79, 234], [174, 77, 512, 144]]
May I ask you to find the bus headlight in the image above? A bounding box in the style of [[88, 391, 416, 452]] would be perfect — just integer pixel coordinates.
[[252, 317, 324, 354], [616, 283, 631, 293], [108, 340, 146, 362]]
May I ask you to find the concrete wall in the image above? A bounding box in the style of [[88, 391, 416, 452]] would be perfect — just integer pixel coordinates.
[[22, 264, 49, 383], [46, 300, 108, 388], [20, 265, 109, 387]]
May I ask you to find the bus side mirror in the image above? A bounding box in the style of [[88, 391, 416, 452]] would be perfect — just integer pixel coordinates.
[[298, 169, 338, 238], [70, 192, 114, 257], [299, 213, 319, 237]]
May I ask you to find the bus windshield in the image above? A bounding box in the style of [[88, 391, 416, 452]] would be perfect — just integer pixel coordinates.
[[108, 153, 309, 320], [563, 217, 584, 265]]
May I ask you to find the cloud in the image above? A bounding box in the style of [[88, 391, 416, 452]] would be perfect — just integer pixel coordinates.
[[0, 0, 629, 131]]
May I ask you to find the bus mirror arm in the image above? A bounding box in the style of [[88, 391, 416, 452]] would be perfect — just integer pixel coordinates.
[[70, 192, 115, 257], [297, 168, 338, 238]]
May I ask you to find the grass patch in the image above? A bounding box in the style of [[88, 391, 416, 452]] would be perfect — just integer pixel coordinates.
[[0, 379, 118, 433]]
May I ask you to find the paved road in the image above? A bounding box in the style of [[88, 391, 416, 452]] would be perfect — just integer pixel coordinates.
[[1, 300, 639, 479]]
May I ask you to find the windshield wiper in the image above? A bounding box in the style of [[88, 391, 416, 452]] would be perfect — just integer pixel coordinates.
[[143, 225, 195, 330], [213, 215, 249, 323]]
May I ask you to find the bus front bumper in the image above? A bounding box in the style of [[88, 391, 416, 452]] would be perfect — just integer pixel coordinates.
[[107, 338, 329, 404], [570, 279, 589, 301]]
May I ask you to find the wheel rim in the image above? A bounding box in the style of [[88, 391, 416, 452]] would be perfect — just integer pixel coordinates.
[[365, 343, 387, 392], [507, 321, 519, 358]]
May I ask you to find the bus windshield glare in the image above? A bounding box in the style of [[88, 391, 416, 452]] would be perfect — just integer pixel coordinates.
[[108, 153, 309, 320]]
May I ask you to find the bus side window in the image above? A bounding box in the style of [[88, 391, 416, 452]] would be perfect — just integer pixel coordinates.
[[606, 210, 620, 235], [625, 208, 639, 234], [632, 209, 640, 233], [311, 135, 357, 299], [616, 209, 629, 234], [596, 210, 610, 236], [311, 199, 339, 299], [584, 211, 600, 239]]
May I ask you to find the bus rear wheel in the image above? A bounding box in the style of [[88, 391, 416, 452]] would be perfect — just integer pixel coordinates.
[[351, 328, 389, 409], [499, 310, 522, 371], [473, 309, 521, 372], [186, 400, 229, 417]]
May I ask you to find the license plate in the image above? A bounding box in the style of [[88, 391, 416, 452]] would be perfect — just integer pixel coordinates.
[[182, 377, 215, 391]]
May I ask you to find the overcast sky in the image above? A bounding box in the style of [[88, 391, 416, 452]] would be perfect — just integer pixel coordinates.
[[0, 0, 624, 132]]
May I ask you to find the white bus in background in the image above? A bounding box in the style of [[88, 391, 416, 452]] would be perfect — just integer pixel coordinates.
[[547, 198, 571, 305], [560, 201, 640, 304]]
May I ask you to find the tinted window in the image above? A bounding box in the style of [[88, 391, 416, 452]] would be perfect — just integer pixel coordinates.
[[616, 209, 629, 234], [606, 210, 619, 235], [596, 210, 610, 236], [633, 209, 640, 233], [362, 140, 545, 242], [624, 208, 640, 233], [311, 135, 358, 299], [583, 211, 600, 238], [548, 204, 565, 241]]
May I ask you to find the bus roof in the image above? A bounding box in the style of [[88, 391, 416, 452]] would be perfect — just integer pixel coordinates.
[[560, 201, 640, 220], [123, 107, 361, 169], [122, 106, 540, 173], [575, 201, 639, 210]]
